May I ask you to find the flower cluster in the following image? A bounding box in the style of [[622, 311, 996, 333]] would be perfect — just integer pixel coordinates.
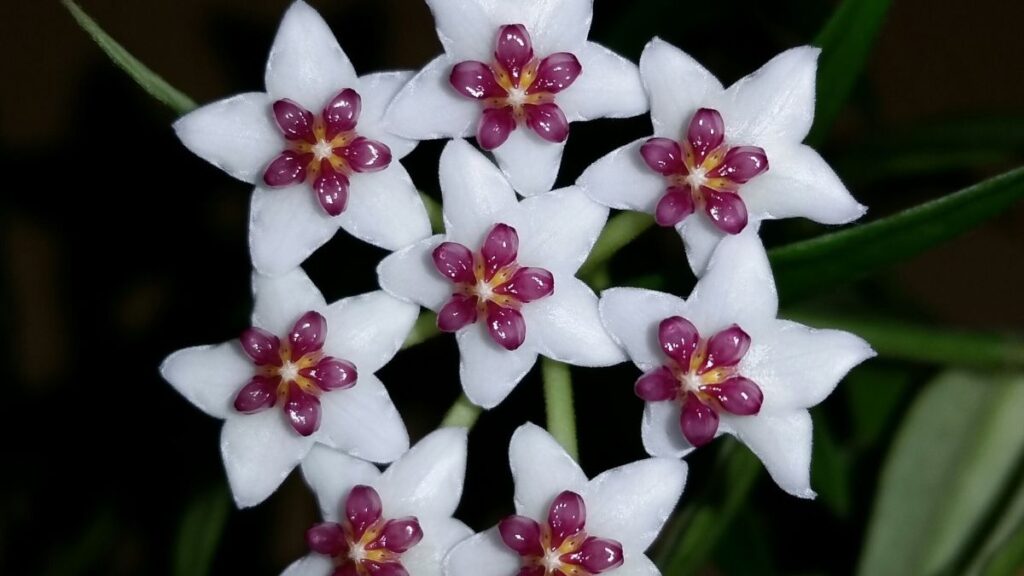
[[161, 0, 874, 573]]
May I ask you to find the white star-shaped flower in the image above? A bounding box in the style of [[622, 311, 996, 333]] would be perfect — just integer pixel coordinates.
[[282, 428, 473, 576], [174, 0, 431, 276], [599, 229, 875, 497], [384, 0, 648, 197], [578, 38, 866, 273], [377, 139, 625, 409], [445, 423, 686, 576], [160, 268, 414, 507]]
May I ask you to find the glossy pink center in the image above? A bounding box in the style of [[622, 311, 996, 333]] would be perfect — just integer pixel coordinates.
[[449, 24, 581, 150], [306, 485, 423, 576], [234, 311, 358, 436], [431, 223, 554, 351], [499, 490, 624, 576], [263, 88, 392, 217], [640, 108, 768, 234], [634, 316, 763, 447]]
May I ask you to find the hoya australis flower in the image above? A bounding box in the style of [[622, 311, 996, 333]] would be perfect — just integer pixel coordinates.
[[283, 428, 472, 576], [174, 1, 430, 276], [578, 38, 866, 273], [445, 423, 686, 576], [377, 140, 624, 408], [598, 230, 875, 498], [160, 268, 414, 507], [385, 0, 647, 196]]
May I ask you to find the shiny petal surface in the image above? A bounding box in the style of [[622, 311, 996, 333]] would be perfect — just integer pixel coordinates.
[[249, 185, 339, 277], [160, 342, 253, 418], [337, 162, 431, 251], [322, 291, 419, 374], [509, 422, 587, 519], [576, 139, 664, 212], [318, 373, 409, 463], [439, 140, 518, 246], [522, 277, 626, 366], [491, 129, 565, 197], [377, 235, 452, 311], [251, 267, 327, 336], [220, 409, 315, 507], [640, 38, 723, 138]]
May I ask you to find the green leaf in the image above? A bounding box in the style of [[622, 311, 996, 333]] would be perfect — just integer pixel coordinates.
[[857, 371, 1024, 576], [579, 212, 654, 283], [812, 416, 852, 518], [965, 479, 1024, 575], [173, 485, 230, 576], [656, 442, 761, 574], [769, 166, 1024, 301], [402, 311, 440, 349], [808, 0, 892, 144], [62, 0, 196, 115], [440, 393, 483, 429], [419, 192, 444, 234]]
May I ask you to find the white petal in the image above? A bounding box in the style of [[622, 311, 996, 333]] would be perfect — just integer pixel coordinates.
[[251, 267, 327, 336], [422, 0, 495, 60], [376, 428, 468, 519], [376, 235, 451, 311], [641, 400, 692, 458], [726, 410, 815, 498], [319, 373, 409, 463], [264, 0, 358, 111], [300, 444, 380, 521], [160, 342, 251, 419], [718, 46, 819, 146], [742, 320, 875, 412], [383, 56, 478, 140], [686, 229, 778, 330], [523, 277, 625, 366], [173, 93, 279, 184], [443, 528, 520, 576], [559, 42, 647, 122], [220, 410, 314, 507], [280, 554, 333, 576], [598, 288, 688, 371], [507, 186, 608, 274], [640, 38, 723, 138], [584, 458, 687, 552], [440, 140, 518, 246], [457, 325, 537, 409], [248, 185, 339, 277], [492, 129, 564, 197], [338, 163, 432, 251], [403, 516, 474, 576], [610, 555, 662, 576], [322, 291, 419, 374], [741, 144, 866, 224], [356, 71, 418, 159], [675, 211, 725, 275], [509, 422, 588, 519], [576, 138, 664, 212]]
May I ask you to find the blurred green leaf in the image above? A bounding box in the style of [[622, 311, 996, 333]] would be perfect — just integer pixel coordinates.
[[41, 509, 117, 576], [966, 478, 1024, 575], [858, 371, 1024, 576], [173, 485, 230, 576], [843, 363, 912, 449], [770, 166, 1024, 301], [402, 311, 440, 349], [579, 212, 654, 282], [657, 442, 761, 575], [812, 417, 852, 518], [62, 0, 196, 115], [419, 192, 444, 234], [981, 524, 1024, 576], [808, 0, 892, 145]]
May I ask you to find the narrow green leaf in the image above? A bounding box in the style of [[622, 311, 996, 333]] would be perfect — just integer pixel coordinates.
[[769, 167, 1024, 301], [579, 212, 653, 282], [62, 0, 196, 115], [173, 485, 230, 576], [965, 479, 1024, 575], [812, 417, 852, 518], [808, 0, 892, 145], [419, 192, 444, 234], [857, 371, 1024, 576], [981, 523, 1024, 576], [542, 359, 578, 461]]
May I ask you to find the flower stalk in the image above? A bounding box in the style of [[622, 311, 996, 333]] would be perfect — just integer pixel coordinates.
[[542, 358, 579, 461]]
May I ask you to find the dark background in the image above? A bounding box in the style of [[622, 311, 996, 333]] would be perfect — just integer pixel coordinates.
[[3, 0, 1023, 574]]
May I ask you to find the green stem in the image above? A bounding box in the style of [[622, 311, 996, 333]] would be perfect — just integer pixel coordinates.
[[401, 311, 440, 349], [439, 393, 482, 429], [786, 311, 1024, 368], [419, 192, 444, 234], [542, 359, 579, 460], [579, 212, 654, 282]]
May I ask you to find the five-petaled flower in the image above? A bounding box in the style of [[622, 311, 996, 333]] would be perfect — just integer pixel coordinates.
[[598, 230, 875, 497], [160, 268, 414, 507], [174, 0, 430, 276], [282, 428, 473, 576], [385, 0, 648, 196], [377, 140, 625, 409], [444, 423, 687, 576], [578, 38, 866, 273]]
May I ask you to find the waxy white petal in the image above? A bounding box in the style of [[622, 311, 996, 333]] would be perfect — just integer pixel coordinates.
[[160, 342, 252, 419], [280, 554, 333, 576], [376, 235, 451, 311], [457, 326, 537, 409], [599, 287, 689, 371], [300, 444, 380, 521], [726, 410, 816, 498], [686, 229, 778, 331], [491, 129, 564, 197], [384, 55, 478, 140], [323, 291, 419, 374], [251, 267, 327, 336], [640, 38, 723, 138], [339, 163, 432, 252], [440, 140, 519, 246], [356, 71, 418, 159], [173, 92, 279, 184], [524, 277, 625, 366], [641, 400, 694, 458], [403, 516, 473, 576], [264, 0, 358, 112], [444, 528, 521, 576], [221, 409, 314, 508], [377, 428, 468, 519], [507, 186, 608, 274], [509, 422, 587, 519], [249, 185, 338, 277], [559, 42, 647, 122], [675, 208, 727, 275], [577, 138, 665, 212], [318, 372, 409, 463]]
